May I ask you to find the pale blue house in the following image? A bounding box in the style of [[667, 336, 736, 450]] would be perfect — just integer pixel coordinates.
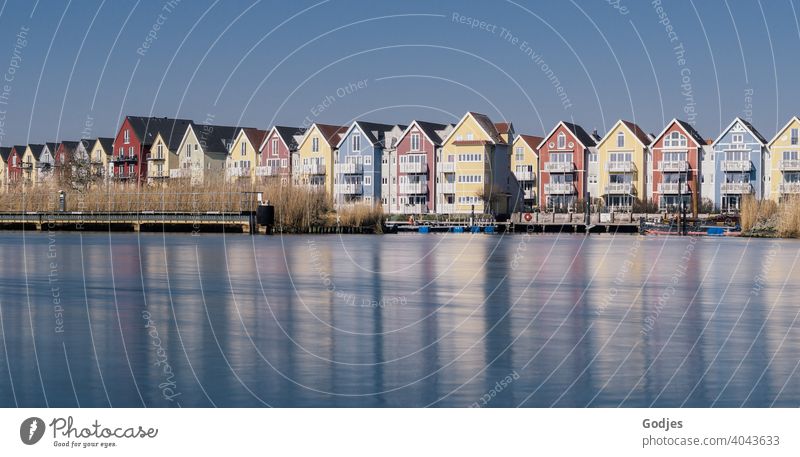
[[709, 118, 768, 211], [334, 121, 405, 207]]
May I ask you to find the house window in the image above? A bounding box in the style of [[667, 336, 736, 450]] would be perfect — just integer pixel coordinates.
[[186, 144, 192, 158], [364, 176, 372, 186], [128, 164, 134, 175], [466, 132, 474, 140], [352, 133, 361, 152], [792, 129, 799, 145], [271, 138, 279, 156], [617, 132, 624, 148], [241, 142, 246, 156], [312, 137, 319, 152], [281, 158, 288, 168], [157, 143, 163, 159], [664, 131, 687, 148], [124, 129, 130, 144], [128, 146, 134, 157], [557, 132, 566, 149], [411, 133, 420, 151], [364, 155, 372, 166], [12, 156, 16, 166], [515, 147, 524, 161], [732, 133, 743, 144]]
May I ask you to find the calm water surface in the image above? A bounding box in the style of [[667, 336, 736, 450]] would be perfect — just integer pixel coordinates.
[[0, 231, 799, 407]]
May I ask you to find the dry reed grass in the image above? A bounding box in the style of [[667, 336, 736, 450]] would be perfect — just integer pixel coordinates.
[[777, 196, 800, 238], [740, 195, 777, 232]]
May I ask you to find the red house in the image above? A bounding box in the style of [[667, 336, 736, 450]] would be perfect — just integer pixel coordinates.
[[256, 126, 304, 180], [537, 121, 598, 211], [111, 116, 193, 184], [649, 119, 705, 213], [395, 120, 451, 213], [6, 145, 25, 184]]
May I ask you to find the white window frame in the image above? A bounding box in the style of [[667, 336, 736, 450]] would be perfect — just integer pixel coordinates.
[[364, 176, 372, 186], [557, 132, 566, 149], [364, 155, 372, 166], [271, 138, 279, 156], [352, 133, 361, 152], [411, 133, 420, 151], [617, 131, 624, 148]]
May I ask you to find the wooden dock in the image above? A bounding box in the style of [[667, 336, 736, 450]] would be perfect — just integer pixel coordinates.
[[0, 211, 256, 233]]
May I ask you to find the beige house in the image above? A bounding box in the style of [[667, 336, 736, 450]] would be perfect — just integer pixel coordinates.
[[174, 123, 238, 185]]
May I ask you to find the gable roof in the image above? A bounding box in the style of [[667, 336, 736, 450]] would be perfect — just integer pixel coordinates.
[[191, 124, 239, 154], [397, 120, 451, 147], [650, 118, 705, 147], [494, 122, 513, 135], [45, 142, 58, 154], [597, 119, 652, 148], [94, 137, 114, 153], [0, 147, 11, 162], [125, 116, 194, 146], [302, 123, 348, 148], [767, 116, 800, 147], [514, 134, 544, 151], [261, 126, 305, 151], [336, 121, 405, 148], [11, 145, 25, 155], [237, 127, 267, 149], [59, 140, 79, 154], [443, 112, 505, 145], [78, 138, 93, 151], [536, 121, 597, 150], [27, 144, 45, 160]]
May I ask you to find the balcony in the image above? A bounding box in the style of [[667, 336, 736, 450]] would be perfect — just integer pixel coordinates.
[[335, 183, 362, 194], [720, 182, 753, 194], [401, 181, 427, 194], [514, 169, 534, 181], [779, 182, 800, 194], [227, 167, 250, 177], [605, 183, 634, 194], [400, 161, 427, 173], [658, 182, 689, 194], [544, 183, 575, 194], [303, 163, 326, 175], [522, 188, 536, 200], [170, 168, 191, 178], [722, 160, 752, 172], [439, 182, 455, 194], [607, 161, 635, 173], [147, 155, 165, 161], [544, 162, 575, 173], [659, 160, 688, 172], [779, 160, 800, 171], [111, 155, 137, 163], [438, 203, 456, 214], [255, 166, 277, 177], [439, 162, 456, 173], [335, 162, 362, 174]]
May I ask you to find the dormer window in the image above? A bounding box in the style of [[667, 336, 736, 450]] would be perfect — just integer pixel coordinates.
[[557, 132, 566, 149], [617, 131, 624, 148]]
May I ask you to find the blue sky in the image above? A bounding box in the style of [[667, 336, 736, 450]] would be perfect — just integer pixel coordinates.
[[0, 0, 797, 146]]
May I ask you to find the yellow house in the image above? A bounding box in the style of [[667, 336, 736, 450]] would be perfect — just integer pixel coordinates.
[[438, 112, 515, 214], [767, 116, 800, 201], [90, 137, 114, 181], [226, 128, 266, 183], [22, 143, 56, 185], [146, 132, 172, 182], [295, 123, 347, 195], [175, 123, 237, 184], [596, 120, 651, 210], [511, 134, 542, 210]]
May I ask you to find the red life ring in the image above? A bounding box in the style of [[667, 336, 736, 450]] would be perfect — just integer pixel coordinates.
[[523, 213, 533, 222], [408, 216, 414, 225]]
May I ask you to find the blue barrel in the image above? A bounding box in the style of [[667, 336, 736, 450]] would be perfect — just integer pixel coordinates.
[[470, 226, 480, 233], [484, 226, 495, 234], [418, 226, 429, 234], [452, 226, 464, 233]]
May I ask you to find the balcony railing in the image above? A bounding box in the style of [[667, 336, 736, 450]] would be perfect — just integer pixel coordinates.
[[400, 181, 427, 194], [658, 182, 689, 194], [439, 162, 456, 173], [439, 182, 455, 194], [544, 182, 575, 194], [335, 162, 362, 174], [400, 161, 427, 173], [605, 183, 634, 194], [720, 182, 753, 194], [514, 170, 534, 181], [722, 160, 752, 172], [779, 160, 800, 171], [779, 182, 800, 194], [522, 188, 536, 199], [227, 167, 250, 177], [659, 160, 688, 172], [111, 155, 137, 163], [544, 162, 575, 173], [335, 183, 362, 194], [255, 166, 277, 177], [607, 161, 635, 173], [303, 163, 326, 175], [147, 155, 165, 161], [170, 168, 191, 178]]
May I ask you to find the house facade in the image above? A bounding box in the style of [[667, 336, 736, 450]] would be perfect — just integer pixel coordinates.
[[650, 119, 705, 212], [295, 123, 347, 195], [6, 146, 24, 185], [710, 118, 768, 211], [767, 116, 800, 202], [256, 126, 304, 184], [511, 134, 542, 211], [537, 121, 597, 211], [393, 121, 452, 214], [22, 143, 55, 185], [173, 123, 236, 184], [90, 137, 114, 181], [596, 120, 651, 211], [226, 128, 266, 183], [0, 147, 10, 188], [437, 112, 516, 215], [112, 116, 193, 184]]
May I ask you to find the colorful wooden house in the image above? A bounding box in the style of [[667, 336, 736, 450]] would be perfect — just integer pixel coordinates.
[[21, 143, 56, 185], [767, 116, 800, 202], [437, 112, 516, 215], [6, 146, 25, 185], [511, 134, 543, 211], [295, 123, 347, 195], [89, 137, 114, 180], [537, 121, 597, 211], [649, 119, 706, 212], [174, 123, 237, 184], [256, 126, 304, 184], [111, 116, 193, 184], [334, 121, 405, 207], [596, 120, 652, 211], [226, 128, 266, 183], [146, 122, 192, 183], [0, 147, 10, 188], [710, 118, 768, 211], [393, 121, 452, 214]]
